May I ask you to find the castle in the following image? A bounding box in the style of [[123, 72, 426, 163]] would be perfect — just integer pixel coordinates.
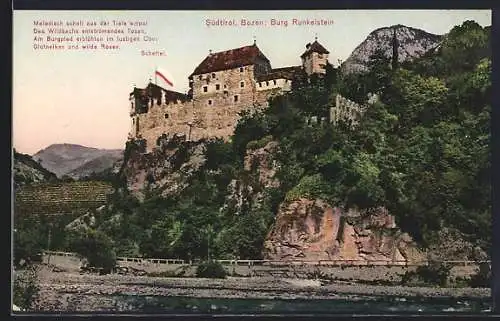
[[129, 39, 365, 152]]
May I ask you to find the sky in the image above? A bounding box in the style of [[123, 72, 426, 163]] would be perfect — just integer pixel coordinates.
[[13, 10, 491, 155]]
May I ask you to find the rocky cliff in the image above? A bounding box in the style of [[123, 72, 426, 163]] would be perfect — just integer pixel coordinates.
[[120, 134, 207, 201], [341, 24, 443, 74], [264, 198, 424, 264], [121, 135, 424, 263], [223, 141, 423, 264], [222, 140, 280, 216]]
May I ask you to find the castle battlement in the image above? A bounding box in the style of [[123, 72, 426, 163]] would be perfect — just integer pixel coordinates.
[[129, 40, 331, 152]]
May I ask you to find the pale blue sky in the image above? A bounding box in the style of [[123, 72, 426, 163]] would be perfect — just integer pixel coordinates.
[[13, 10, 491, 154]]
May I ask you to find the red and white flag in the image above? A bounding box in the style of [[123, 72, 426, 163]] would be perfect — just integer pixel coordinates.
[[155, 67, 174, 88]]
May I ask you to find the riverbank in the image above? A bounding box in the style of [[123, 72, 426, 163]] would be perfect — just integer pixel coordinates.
[[28, 265, 490, 312]]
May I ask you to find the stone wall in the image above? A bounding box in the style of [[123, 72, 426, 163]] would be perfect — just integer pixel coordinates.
[[41, 253, 480, 282], [330, 94, 367, 126]]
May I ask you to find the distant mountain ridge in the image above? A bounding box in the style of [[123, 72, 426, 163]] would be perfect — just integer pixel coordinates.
[[32, 143, 123, 179], [341, 24, 443, 74]]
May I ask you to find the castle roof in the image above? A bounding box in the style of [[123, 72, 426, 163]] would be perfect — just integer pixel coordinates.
[[300, 40, 330, 58], [256, 66, 303, 82], [190, 44, 270, 76], [131, 82, 190, 102]]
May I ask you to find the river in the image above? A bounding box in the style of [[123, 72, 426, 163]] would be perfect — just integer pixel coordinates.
[[102, 294, 492, 314]]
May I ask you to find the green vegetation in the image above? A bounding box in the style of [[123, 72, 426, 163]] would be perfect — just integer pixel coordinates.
[[401, 262, 452, 287], [13, 265, 40, 311], [246, 135, 274, 150], [468, 262, 491, 288], [195, 260, 227, 279], [68, 228, 117, 272]]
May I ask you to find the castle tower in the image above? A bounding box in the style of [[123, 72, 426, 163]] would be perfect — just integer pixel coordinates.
[[300, 38, 330, 76]]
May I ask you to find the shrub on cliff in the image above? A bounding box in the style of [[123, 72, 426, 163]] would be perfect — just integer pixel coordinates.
[[246, 135, 274, 151], [195, 260, 227, 279]]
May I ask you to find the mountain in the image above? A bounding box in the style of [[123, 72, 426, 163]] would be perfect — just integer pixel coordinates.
[[13, 150, 58, 187], [32, 144, 123, 179], [66, 154, 123, 179], [341, 24, 443, 74]]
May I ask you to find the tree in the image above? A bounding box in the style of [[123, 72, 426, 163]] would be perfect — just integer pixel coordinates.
[[68, 228, 117, 272]]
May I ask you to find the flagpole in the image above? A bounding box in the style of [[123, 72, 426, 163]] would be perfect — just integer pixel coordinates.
[[154, 66, 157, 85]]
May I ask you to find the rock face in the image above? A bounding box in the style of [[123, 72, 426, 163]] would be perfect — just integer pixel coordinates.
[[33, 143, 123, 179], [221, 140, 280, 215], [264, 198, 424, 264], [244, 141, 280, 189], [341, 24, 443, 74], [121, 134, 207, 201]]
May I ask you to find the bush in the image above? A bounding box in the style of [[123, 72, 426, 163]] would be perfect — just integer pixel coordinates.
[[195, 260, 227, 279], [69, 229, 117, 273], [401, 261, 452, 287], [285, 174, 332, 202], [13, 265, 40, 311], [246, 135, 274, 150], [469, 262, 491, 288]]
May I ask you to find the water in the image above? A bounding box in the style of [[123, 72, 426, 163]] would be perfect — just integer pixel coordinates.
[[108, 295, 492, 314]]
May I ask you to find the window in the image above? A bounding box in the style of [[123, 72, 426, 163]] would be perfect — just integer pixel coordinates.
[[239, 67, 244, 72], [198, 75, 202, 80], [224, 84, 227, 88], [164, 113, 169, 119], [212, 73, 216, 78], [318, 54, 323, 59], [216, 84, 220, 90], [266, 81, 269, 86], [234, 95, 239, 102], [273, 80, 277, 85], [208, 99, 212, 105], [259, 82, 262, 87], [240, 81, 244, 88], [203, 86, 208, 92]]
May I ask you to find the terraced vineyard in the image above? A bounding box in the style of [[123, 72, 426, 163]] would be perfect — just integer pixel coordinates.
[[14, 181, 114, 217]]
